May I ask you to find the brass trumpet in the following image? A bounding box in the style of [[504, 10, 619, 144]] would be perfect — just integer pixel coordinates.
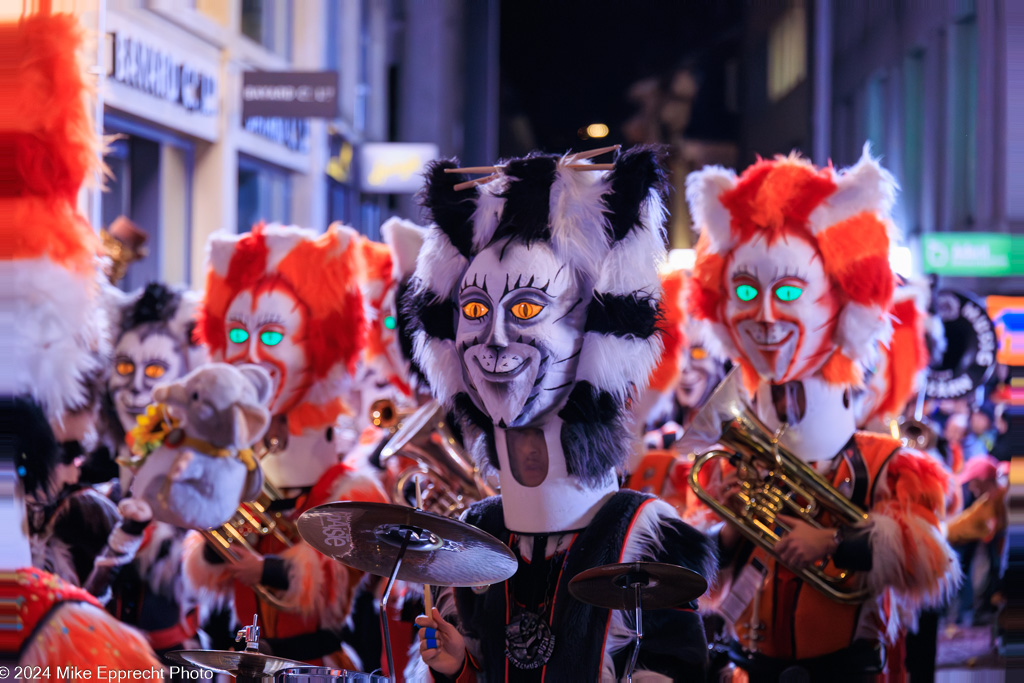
[[680, 369, 870, 604], [377, 399, 496, 518], [370, 398, 404, 431], [201, 480, 301, 611], [889, 416, 938, 451]]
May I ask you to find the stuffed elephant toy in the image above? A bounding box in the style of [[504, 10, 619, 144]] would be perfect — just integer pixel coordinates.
[[129, 363, 272, 529]]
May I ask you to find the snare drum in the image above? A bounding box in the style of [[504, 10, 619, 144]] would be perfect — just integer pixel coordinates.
[[275, 666, 390, 682]]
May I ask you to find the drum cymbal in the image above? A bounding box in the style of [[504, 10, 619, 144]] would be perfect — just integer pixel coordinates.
[[165, 650, 304, 679], [568, 561, 708, 610], [298, 501, 518, 587]]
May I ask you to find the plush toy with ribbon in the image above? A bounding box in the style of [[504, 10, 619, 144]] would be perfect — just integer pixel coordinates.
[[126, 363, 271, 529]]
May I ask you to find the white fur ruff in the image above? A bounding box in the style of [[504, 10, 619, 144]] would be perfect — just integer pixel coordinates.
[[577, 331, 663, 402], [548, 160, 612, 281], [470, 180, 507, 254], [592, 219, 664, 297], [414, 335, 463, 407], [837, 301, 893, 365], [0, 257, 109, 421], [381, 216, 428, 280], [414, 227, 470, 301]]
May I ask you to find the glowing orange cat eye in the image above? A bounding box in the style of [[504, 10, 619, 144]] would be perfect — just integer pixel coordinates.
[[691, 347, 708, 360], [144, 364, 166, 379], [462, 301, 489, 320], [510, 302, 544, 320], [116, 360, 135, 376]]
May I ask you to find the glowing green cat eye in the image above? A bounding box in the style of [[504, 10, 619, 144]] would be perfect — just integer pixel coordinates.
[[735, 284, 759, 302], [775, 285, 804, 302], [260, 330, 284, 346], [228, 328, 249, 344], [384, 315, 397, 330]]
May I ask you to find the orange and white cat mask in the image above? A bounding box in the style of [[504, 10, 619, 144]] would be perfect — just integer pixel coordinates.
[[197, 223, 366, 485], [354, 218, 426, 412], [687, 147, 897, 394], [1, 13, 109, 429]]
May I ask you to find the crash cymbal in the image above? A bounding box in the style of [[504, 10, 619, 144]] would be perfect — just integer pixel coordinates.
[[568, 561, 708, 610], [298, 501, 517, 587], [165, 650, 304, 679]]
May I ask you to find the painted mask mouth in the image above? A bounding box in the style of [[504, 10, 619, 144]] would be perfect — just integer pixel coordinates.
[[117, 393, 150, 413], [743, 323, 796, 348], [463, 342, 543, 426], [473, 354, 531, 381]]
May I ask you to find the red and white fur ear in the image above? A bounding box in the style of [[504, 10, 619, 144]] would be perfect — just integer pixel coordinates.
[[808, 144, 899, 237], [381, 217, 426, 281], [206, 231, 240, 278], [685, 166, 736, 253]]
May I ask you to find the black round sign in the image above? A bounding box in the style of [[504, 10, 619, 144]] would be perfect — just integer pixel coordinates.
[[925, 290, 997, 399]]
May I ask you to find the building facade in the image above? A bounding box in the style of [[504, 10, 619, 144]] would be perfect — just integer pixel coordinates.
[[823, 0, 1020, 296], [80, 0, 497, 292]]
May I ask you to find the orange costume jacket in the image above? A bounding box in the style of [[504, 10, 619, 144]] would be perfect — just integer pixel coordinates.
[[721, 432, 959, 664], [1, 568, 161, 675]]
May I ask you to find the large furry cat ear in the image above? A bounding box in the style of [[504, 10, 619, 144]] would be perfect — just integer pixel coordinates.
[[602, 145, 669, 242], [685, 165, 737, 253], [381, 217, 426, 280], [419, 159, 479, 259], [809, 144, 898, 237]]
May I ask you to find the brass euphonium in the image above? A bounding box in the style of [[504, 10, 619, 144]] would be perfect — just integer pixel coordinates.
[[377, 399, 496, 518], [680, 369, 870, 604], [201, 480, 301, 611]]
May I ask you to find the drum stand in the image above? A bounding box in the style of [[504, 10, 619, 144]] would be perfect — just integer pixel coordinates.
[[568, 562, 707, 683], [621, 572, 646, 683], [378, 524, 441, 682]]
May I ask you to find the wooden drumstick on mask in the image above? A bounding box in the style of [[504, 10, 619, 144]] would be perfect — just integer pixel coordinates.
[[416, 476, 434, 614]]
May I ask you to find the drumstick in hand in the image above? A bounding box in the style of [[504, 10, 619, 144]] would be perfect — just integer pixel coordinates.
[[416, 477, 434, 614]]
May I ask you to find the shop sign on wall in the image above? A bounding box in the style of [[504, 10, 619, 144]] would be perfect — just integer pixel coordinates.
[[242, 71, 339, 119], [922, 233, 1023, 277], [359, 143, 439, 194], [243, 117, 311, 154], [108, 33, 218, 116]]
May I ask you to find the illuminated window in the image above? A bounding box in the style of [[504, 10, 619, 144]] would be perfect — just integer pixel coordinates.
[[767, 1, 807, 102]]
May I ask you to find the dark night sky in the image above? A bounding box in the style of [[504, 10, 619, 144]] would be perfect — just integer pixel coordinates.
[[498, 0, 742, 156]]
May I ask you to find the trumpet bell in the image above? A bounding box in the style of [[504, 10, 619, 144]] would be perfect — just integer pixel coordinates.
[[379, 399, 495, 518], [891, 416, 938, 451]]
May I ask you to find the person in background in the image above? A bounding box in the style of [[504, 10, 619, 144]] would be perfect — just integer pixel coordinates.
[[185, 222, 388, 668], [963, 403, 998, 461], [990, 402, 1013, 462], [940, 412, 968, 475], [948, 455, 1008, 627]]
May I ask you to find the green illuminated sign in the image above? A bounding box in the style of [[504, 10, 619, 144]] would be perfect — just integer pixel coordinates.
[[922, 233, 1023, 276]]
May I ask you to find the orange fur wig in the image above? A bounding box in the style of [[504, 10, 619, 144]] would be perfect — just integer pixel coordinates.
[[685, 147, 898, 391], [197, 222, 366, 434]]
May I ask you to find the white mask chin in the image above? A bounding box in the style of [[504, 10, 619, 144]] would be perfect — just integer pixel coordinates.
[[259, 430, 338, 488], [494, 418, 617, 533], [753, 375, 856, 463]]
